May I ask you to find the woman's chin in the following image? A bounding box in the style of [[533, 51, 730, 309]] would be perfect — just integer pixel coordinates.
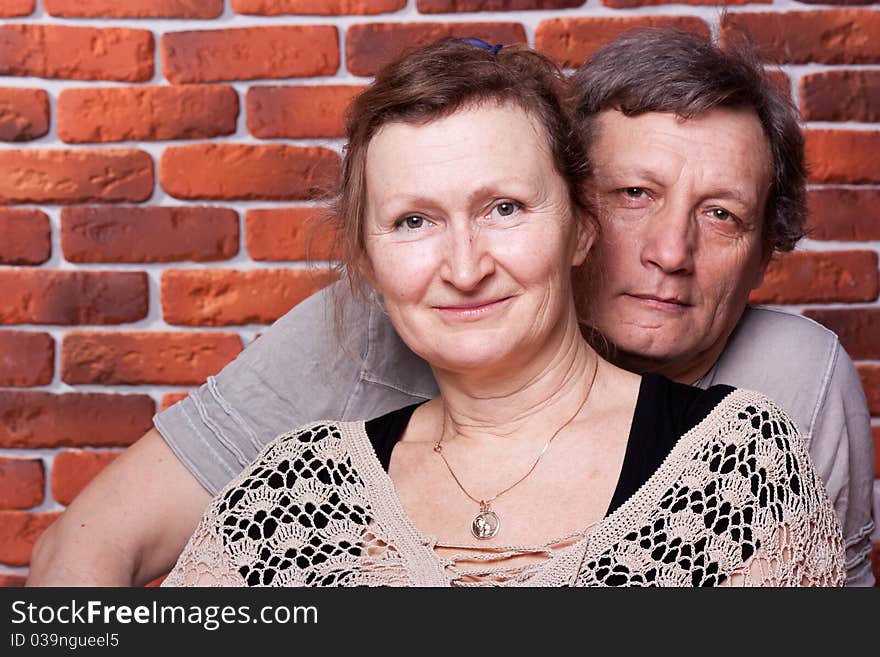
[[424, 346, 525, 377]]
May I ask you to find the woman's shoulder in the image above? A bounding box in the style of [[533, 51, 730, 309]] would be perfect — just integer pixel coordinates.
[[637, 373, 737, 441], [670, 384, 823, 502], [210, 418, 365, 509], [256, 418, 363, 457], [640, 374, 803, 447]]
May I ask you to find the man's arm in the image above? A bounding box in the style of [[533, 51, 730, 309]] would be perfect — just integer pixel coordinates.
[[28, 428, 210, 586], [806, 346, 875, 586], [702, 308, 875, 586]]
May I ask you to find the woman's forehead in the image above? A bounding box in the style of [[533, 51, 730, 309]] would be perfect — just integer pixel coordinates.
[[364, 103, 556, 197]]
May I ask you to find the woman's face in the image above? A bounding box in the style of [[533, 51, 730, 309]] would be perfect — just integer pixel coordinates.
[[362, 102, 592, 376]]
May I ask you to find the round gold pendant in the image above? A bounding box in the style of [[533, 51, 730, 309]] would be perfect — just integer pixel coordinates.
[[472, 510, 500, 540]]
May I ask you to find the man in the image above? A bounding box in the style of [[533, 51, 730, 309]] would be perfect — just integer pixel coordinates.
[[28, 30, 874, 586]]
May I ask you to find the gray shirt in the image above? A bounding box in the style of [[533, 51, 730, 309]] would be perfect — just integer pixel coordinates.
[[155, 283, 875, 586]]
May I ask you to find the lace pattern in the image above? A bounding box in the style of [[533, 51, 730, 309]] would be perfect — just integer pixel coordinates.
[[164, 389, 845, 587]]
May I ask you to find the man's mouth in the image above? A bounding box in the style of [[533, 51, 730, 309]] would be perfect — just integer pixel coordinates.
[[624, 293, 691, 312]]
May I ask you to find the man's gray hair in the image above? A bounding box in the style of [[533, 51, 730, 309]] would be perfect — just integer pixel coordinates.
[[571, 28, 806, 253]]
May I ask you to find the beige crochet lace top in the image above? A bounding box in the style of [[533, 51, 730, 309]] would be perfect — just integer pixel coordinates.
[[164, 388, 845, 587]]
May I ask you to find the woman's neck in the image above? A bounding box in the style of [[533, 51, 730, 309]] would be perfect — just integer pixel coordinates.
[[429, 314, 600, 446]]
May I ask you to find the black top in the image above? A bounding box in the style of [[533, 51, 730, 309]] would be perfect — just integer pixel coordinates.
[[364, 373, 734, 518]]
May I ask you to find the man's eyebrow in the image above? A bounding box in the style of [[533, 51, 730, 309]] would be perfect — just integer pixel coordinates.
[[598, 165, 666, 187], [704, 188, 754, 206]]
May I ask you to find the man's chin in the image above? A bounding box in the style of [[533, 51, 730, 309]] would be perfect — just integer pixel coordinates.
[[603, 338, 691, 376]]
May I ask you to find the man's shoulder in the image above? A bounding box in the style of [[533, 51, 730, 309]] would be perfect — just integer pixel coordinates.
[[719, 306, 842, 377], [710, 306, 845, 442], [732, 306, 839, 353]]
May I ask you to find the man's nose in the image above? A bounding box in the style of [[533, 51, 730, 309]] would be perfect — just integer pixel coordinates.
[[640, 203, 695, 275], [439, 222, 495, 291]]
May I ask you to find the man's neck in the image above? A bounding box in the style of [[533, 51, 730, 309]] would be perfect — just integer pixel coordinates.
[[611, 341, 724, 385]]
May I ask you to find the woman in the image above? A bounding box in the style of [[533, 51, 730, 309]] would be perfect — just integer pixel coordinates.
[[164, 40, 844, 587]]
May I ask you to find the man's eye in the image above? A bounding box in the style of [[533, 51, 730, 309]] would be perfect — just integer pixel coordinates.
[[709, 208, 733, 221], [623, 187, 647, 198], [395, 215, 425, 230]]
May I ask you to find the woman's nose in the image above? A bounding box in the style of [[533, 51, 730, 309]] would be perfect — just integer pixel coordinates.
[[439, 223, 495, 291]]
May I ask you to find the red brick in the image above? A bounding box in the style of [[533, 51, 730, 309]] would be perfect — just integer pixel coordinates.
[[61, 331, 243, 385], [0, 458, 44, 509], [0, 208, 49, 265], [535, 17, 710, 68], [0, 574, 26, 587], [858, 364, 880, 416], [807, 189, 880, 241], [45, 0, 224, 18], [0, 25, 153, 82], [874, 425, 880, 478], [246, 208, 339, 261], [346, 22, 526, 76], [0, 331, 53, 387], [805, 130, 880, 184], [802, 308, 880, 360], [800, 70, 880, 122], [750, 251, 879, 305], [160, 144, 340, 201], [247, 85, 362, 139], [0, 270, 148, 325], [61, 206, 239, 263], [603, 0, 762, 5], [765, 70, 791, 95], [234, 0, 405, 14], [0, 149, 153, 204], [0, 511, 60, 567], [162, 26, 339, 84], [162, 392, 189, 410], [418, 0, 582, 12], [0, 87, 48, 141], [719, 10, 880, 65], [50, 450, 120, 506], [58, 86, 238, 143], [0, 1, 34, 17], [0, 391, 154, 448], [162, 268, 339, 325]]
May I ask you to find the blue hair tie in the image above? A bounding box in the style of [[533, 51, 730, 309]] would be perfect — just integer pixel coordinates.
[[457, 37, 503, 57]]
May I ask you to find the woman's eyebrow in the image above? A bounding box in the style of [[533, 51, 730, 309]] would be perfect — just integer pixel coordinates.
[[380, 179, 537, 210]]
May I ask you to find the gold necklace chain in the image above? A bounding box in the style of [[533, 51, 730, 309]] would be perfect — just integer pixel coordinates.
[[433, 355, 600, 540]]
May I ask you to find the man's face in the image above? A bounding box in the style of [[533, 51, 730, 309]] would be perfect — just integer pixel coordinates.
[[585, 108, 773, 382]]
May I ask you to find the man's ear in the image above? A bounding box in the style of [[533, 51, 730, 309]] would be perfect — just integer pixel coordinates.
[[572, 211, 597, 267]]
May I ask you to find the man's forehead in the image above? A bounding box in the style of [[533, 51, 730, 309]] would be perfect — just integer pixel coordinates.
[[589, 108, 773, 195]]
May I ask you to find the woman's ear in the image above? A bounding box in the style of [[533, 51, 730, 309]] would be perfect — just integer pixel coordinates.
[[571, 210, 597, 268], [355, 252, 378, 292]]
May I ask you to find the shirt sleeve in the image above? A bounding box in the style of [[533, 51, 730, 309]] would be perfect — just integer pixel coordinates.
[[153, 283, 369, 496], [806, 345, 876, 586]]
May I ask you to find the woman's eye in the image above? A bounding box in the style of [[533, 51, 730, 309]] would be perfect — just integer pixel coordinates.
[[491, 200, 522, 218], [709, 208, 734, 221], [396, 215, 425, 230]]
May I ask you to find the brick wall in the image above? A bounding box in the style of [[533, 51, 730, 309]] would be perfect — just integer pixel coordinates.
[[0, 1, 877, 586]]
